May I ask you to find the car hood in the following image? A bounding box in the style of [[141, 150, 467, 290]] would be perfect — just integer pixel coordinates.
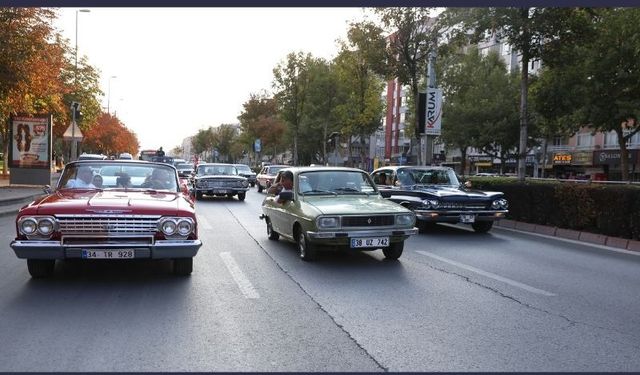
[[301, 195, 410, 215], [29, 190, 192, 216], [405, 185, 502, 199], [196, 175, 245, 180]]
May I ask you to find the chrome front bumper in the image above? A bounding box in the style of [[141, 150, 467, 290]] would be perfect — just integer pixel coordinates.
[[10, 239, 202, 260], [307, 228, 418, 239], [415, 209, 508, 222]]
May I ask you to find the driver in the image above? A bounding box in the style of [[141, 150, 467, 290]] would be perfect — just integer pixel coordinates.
[[142, 168, 170, 189]]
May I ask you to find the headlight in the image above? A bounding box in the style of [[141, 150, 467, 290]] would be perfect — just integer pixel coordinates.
[[161, 220, 177, 235], [499, 198, 508, 209], [396, 213, 415, 226], [177, 219, 193, 236], [317, 216, 340, 229], [19, 218, 38, 235], [37, 218, 55, 235], [421, 199, 439, 209], [492, 200, 501, 209]]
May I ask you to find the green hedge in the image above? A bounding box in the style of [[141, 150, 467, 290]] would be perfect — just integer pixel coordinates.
[[469, 177, 640, 240]]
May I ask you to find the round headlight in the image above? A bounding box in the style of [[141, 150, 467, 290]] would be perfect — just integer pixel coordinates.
[[20, 218, 37, 235], [162, 220, 177, 235], [177, 219, 192, 236], [499, 199, 508, 209], [37, 218, 55, 235], [492, 200, 501, 209]]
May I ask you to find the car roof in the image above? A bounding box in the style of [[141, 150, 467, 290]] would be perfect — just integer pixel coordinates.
[[280, 166, 368, 174], [67, 160, 177, 170], [372, 165, 453, 172]]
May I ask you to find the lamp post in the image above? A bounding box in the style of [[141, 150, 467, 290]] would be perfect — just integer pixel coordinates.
[[71, 9, 90, 161], [107, 75, 117, 115]]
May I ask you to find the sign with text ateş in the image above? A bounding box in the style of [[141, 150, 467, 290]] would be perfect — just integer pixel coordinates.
[[425, 88, 442, 136]]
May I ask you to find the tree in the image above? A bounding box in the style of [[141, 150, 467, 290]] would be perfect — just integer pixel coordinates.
[[237, 92, 286, 164], [533, 8, 640, 181], [440, 7, 594, 180], [191, 127, 215, 159], [82, 113, 139, 157], [272, 51, 312, 166], [212, 124, 238, 163]]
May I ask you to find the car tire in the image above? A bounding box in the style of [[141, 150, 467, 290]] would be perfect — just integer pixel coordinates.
[[27, 259, 55, 278], [173, 258, 193, 276], [237, 192, 246, 201], [195, 192, 203, 200], [472, 221, 493, 233], [418, 222, 438, 233], [266, 218, 279, 240], [257, 183, 263, 193], [250, 183, 255, 187], [297, 230, 317, 262], [382, 241, 404, 260]]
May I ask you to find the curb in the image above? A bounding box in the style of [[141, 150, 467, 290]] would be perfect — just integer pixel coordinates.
[[495, 219, 640, 253]]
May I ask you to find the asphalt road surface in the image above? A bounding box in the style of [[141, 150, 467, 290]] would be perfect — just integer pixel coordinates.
[[1, 188, 639, 371]]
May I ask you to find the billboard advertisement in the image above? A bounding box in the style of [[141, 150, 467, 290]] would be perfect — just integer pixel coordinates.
[[9, 115, 52, 169], [425, 88, 442, 136]]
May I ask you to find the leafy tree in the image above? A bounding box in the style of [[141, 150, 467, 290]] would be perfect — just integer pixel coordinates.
[[82, 113, 139, 156], [272, 51, 313, 166], [191, 127, 215, 158], [237, 92, 286, 164], [212, 124, 238, 163], [533, 8, 640, 181], [440, 7, 593, 180]]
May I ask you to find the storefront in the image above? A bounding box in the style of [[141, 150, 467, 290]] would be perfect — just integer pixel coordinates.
[[592, 149, 639, 181]]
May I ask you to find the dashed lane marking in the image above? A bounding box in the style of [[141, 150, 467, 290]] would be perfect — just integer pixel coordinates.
[[220, 252, 260, 299]]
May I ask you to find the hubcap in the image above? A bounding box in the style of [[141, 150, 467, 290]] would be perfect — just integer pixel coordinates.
[[299, 233, 306, 257]]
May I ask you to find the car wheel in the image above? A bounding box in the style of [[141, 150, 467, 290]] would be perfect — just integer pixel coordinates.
[[237, 192, 246, 201], [27, 259, 55, 278], [257, 183, 263, 193], [297, 229, 317, 261], [196, 192, 203, 200], [173, 258, 193, 276], [418, 222, 438, 233], [472, 221, 494, 233], [266, 218, 279, 240], [382, 241, 404, 260]]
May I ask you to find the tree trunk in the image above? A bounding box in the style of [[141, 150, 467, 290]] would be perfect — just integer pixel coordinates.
[[616, 127, 629, 181], [414, 84, 422, 165], [541, 137, 548, 178], [460, 146, 467, 176], [517, 8, 531, 182]]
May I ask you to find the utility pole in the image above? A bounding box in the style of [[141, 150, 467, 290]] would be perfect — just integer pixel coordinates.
[[423, 50, 437, 166]]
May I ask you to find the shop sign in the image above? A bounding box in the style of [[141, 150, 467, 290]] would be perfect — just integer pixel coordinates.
[[593, 150, 637, 166], [553, 153, 572, 165], [571, 151, 593, 166]]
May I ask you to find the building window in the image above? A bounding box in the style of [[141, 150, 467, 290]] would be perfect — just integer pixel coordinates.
[[553, 136, 567, 147], [604, 131, 618, 148], [576, 132, 593, 148]]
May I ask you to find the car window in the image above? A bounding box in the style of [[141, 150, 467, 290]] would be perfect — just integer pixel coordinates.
[[299, 171, 376, 195], [60, 162, 178, 191], [372, 170, 394, 185]]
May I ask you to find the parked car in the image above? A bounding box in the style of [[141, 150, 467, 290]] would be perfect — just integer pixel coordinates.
[[370, 166, 508, 233], [233, 164, 257, 187], [175, 163, 195, 178], [260, 166, 418, 261], [10, 160, 202, 278], [256, 164, 288, 193], [118, 152, 133, 160], [193, 163, 249, 201]]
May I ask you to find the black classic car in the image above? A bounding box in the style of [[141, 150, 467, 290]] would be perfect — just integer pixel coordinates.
[[193, 163, 249, 201], [371, 166, 508, 233]]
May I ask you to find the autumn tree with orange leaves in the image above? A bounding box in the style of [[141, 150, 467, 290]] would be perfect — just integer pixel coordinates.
[[82, 113, 139, 157]]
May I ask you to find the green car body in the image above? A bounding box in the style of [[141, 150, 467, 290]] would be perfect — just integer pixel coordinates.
[[261, 166, 418, 261]]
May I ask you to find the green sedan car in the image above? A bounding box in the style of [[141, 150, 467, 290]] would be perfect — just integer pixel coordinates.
[[260, 166, 418, 261]]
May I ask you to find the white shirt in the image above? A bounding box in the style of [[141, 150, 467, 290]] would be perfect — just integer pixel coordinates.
[[65, 179, 96, 188]]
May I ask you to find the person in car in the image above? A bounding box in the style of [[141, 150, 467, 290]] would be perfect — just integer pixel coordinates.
[[92, 174, 103, 188], [268, 170, 293, 203], [141, 168, 171, 189], [65, 166, 96, 188]]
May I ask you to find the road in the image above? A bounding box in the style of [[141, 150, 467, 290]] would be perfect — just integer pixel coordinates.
[[1, 188, 640, 371]]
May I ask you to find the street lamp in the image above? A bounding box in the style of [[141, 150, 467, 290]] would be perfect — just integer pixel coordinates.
[[71, 8, 90, 161], [107, 75, 117, 115]]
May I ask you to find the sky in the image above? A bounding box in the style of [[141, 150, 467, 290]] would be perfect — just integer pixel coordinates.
[[53, 8, 372, 152]]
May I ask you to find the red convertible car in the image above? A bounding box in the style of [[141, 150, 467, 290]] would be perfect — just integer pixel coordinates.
[[10, 160, 202, 278]]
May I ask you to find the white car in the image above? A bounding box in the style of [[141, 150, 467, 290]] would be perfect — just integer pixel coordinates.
[[118, 152, 133, 160]]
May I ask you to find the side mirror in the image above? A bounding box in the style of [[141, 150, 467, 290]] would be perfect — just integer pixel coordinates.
[[278, 191, 294, 202], [43, 185, 52, 194]]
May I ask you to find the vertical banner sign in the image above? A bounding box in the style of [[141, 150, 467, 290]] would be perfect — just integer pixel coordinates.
[[254, 138, 261, 153], [425, 88, 442, 136], [9, 115, 51, 169]]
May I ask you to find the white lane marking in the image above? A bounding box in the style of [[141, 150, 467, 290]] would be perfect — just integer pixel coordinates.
[[416, 250, 557, 297], [219, 252, 260, 299], [197, 214, 213, 230]]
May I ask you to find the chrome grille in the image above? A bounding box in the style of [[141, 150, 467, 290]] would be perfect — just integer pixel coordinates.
[[202, 180, 241, 188], [57, 215, 160, 235], [342, 215, 395, 227], [439, 202, 488, 210]]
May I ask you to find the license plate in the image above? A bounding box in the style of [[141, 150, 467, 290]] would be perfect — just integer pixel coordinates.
[[351, 237, 389, 248], [460, 214, 475, 223], [212, 189, 229, 194], [82, 249, 135, 259]]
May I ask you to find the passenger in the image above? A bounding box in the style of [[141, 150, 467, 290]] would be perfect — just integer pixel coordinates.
[[268, 171, 293, 203], [65, 166, 96, 188], [92, 174, 103, 188]]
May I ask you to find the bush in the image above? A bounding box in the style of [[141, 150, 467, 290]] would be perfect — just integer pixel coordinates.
[[468, 178, 640, 240]]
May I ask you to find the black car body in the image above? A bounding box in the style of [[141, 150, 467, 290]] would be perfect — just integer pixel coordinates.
[[371, 166, 508, 233], [193, 163, 249, 201], [233, 164, 257, 187]]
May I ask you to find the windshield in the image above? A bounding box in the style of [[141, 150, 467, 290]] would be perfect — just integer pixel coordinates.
[[298, 170, 376, 195], [235, 165, 252, 173], [59, 162, 179, 192], [197, 164, 238, 176], [268, 166, 284, 176], [397, 168, 460, 186]]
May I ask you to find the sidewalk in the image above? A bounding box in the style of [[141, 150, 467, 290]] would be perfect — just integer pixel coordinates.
[[0, 172, 60, 218]]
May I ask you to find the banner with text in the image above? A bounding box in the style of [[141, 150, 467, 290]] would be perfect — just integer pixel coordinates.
[[424, 88, 442, 136]]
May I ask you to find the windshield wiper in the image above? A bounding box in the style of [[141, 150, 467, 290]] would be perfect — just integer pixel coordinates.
[[333, 187, 363, 194], [300, 189, 337, 196]]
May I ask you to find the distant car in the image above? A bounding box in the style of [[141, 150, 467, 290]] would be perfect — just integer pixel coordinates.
[[260, 166, 418, 261], [10, 159, 201, 278], [256, 164, 288, 193], [371, 166, 508, 233], [173, 158, 187, 166], [234, 164, 257, 187], [175, 163, 195, 178], [152, 156, 174, 165], [193, 163, 249, 201], [118, 152, 133, 160], [78, 153, 108, 161]]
